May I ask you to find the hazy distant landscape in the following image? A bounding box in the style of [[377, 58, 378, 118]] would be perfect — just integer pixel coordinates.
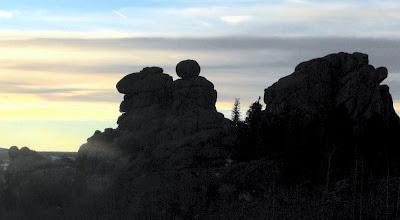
[[0, 148, 76, 162], [0, 148, 7, 157]]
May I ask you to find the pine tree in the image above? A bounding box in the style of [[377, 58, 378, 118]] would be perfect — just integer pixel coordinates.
[[231, 98, 241, 126], [246, 96, 263, 126]]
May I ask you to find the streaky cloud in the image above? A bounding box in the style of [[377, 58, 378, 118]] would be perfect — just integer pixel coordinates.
[[0, 36, 399, 113]]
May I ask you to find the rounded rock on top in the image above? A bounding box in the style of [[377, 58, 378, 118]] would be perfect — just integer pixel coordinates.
[[176, 59, 201, 79]]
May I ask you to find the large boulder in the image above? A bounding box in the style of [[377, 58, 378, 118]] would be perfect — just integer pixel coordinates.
[[176, 59, 201, 79], [172, 76, 217, 111], [117, 67, 173, 114], [116, 67, 165, 94]]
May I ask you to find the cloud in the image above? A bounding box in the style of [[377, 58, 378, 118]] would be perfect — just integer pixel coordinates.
[[0, 10, 13, 18], [1, 36, 398, 54], [2, 1, 400, 37], [0, 35, 399, 119], [386, 80, 400, 98], [286, 0, 308, 3], [0, 79, 120, 103], [2, 0, 400, 151], [220, 15, 251, 24], [1, 33, 400, 151], [2, 36, 400, 72], [0, 62, 146, 75], [113, 10, 127, 19]]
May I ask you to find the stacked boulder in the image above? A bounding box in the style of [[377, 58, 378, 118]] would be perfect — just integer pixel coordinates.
[[77, 59, 230, 190], [75, 60, 232, 218], [112, 60, 227, 147], [158, 60, 228, 169], [173, 59, 216, 112], [116, 66, 173, 130], [107, 60, 228, 153], [169, 60, 225, 137]]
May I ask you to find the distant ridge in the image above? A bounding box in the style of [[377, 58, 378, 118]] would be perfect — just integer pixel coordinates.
[[0, 148, 8, 160], [0, 147, 77, 161]]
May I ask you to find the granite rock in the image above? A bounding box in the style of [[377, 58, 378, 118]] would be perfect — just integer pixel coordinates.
[[176, 59, 201, 79]]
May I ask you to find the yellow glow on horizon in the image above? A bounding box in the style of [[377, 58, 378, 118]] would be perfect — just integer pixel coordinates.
[[0, 36, 231, 151], [0, 47, 173, 65], [0, 127, 89, 152], [0, 93, 120, 121], [0, 33, 399, 151], [395, 102, 400, 114], [216, 101, 235, 111]]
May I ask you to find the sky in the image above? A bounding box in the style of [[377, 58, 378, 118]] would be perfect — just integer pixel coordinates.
[[0, 0, 399, 151]]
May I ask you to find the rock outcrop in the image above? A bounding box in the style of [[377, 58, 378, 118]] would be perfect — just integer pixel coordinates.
[[264, 52, 399, 133], [176, 59, 201, 79], [8, 146, 46, 168], [263, 52, 400, 181], [75, 60, 232, 218], [77, 60, 231, 193], [113, 62, 227, 151]]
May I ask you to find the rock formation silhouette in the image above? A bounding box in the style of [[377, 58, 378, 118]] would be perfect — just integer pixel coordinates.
[[76, 60, 232, 217], [176, 59, 201, 79], [264, 52, 398, 133], [73, 54, 400, 218], [262, 52, 400, 182], [2, 53, 400, 219], [79, 60, 230, 168]]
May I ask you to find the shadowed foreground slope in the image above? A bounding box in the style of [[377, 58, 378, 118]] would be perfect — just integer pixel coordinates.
[[1, 53, 399, 219]]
